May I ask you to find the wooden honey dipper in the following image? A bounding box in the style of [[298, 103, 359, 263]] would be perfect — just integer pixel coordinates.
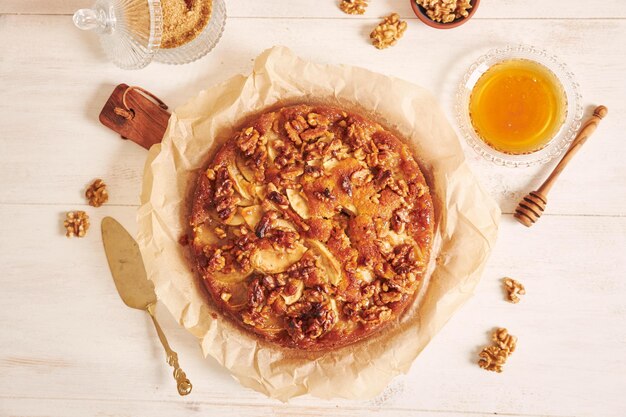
[[514, 105, 608, 227]]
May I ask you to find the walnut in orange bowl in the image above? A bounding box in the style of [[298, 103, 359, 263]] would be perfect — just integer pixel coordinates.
[[188, 104, 435, 351], [411, 0, 480, 29]]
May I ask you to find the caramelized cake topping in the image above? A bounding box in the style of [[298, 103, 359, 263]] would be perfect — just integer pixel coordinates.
[[188, 104, 434, 350]]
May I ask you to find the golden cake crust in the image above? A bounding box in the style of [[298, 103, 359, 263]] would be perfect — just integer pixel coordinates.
[[187, 104, 434, 350]]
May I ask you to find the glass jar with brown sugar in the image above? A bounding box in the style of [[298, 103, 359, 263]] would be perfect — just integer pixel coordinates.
[[73, 0, 226, 69]]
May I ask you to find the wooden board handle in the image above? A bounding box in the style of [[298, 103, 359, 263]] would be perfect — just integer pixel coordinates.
[[99, 84, 171, 150]]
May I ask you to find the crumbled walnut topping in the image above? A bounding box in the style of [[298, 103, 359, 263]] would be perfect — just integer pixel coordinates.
[[353, 148, 366, 161], [340, 206, 357, 218], [307, 112, 330, 127], [268, 228, 300, 251], [279, 165, 304, 183], [274, 145, 297, 169], [374, 168, 393, 187], [189, 104, 435, 350], [388, 178, 409, 197], [268, 190, 289, 208], [346, 124, 372, 148], [304, 164, 323, 178], [214, 226, 227, 239], [370, 13, 407, 50], [351, 168, 372, 186], [345, 301, 392, 326], [85, 179, 108, 207], [411, 181, 427, 198], [478, 328, 517, 373], [248, 277, 266, 309], [236, 127, 261, 157], [324, 138, 343, 158], [503, 277, 526, 304], [287, 257, 324, 287], [366, 152, 380, 167], [416, 0, 472, 24], [284, 279, 299, 295], [340, 175, 353, 197], [339, 0, 368, 15], [286, 294, 338, 342], [389, 244, 417, 275], [250, 145, 268, 181], [63, 211, 90, 238], [300, 126, 329, 144], [391, 208, 410, 233], [232, 234, 257, 271], [291, 115, 309, 131], [255, 211, 279, 238], [313, 187, 336, 202], [284, 116, 309, 146], [213, 166, 237, 221], [379, 290, 403, 304], [205, 248, 226, 272]]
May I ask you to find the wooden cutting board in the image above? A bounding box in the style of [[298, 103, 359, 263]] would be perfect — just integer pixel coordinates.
[[99, 84, 171, 149]]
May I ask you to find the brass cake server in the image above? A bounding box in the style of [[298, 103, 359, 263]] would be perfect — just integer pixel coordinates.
[[101, 217, 192, 396]]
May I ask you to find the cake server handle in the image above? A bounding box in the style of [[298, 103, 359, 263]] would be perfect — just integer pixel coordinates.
[[146, 303, 193, 396]]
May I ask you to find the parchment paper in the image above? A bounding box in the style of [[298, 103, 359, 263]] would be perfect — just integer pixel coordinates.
[[137, 46, 500, 401]]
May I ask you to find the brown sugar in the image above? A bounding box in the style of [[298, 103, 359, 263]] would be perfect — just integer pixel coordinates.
[[161, 0, 212, 49]]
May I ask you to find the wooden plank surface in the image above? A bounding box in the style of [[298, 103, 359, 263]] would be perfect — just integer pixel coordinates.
[[1, 205, 624, 416], [2, 0, 626, 19], [0, 15, 624, 215], [0, 2, 625, 417]]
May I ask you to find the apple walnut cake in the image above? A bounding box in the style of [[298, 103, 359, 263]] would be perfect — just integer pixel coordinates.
[[188, 104, 434, 350]]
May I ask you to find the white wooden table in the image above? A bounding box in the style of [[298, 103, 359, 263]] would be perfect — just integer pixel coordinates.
[[1, 1, 625, 416]]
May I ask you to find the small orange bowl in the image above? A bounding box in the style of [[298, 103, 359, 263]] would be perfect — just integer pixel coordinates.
[[410, 0, 480, 29]]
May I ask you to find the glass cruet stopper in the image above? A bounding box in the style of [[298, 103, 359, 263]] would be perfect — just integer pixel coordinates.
[[72, 0, 163, 70], [73, 8, 111, 33]]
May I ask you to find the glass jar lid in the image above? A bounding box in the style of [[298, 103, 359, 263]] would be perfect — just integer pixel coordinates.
[[73, 0, 163, 69]]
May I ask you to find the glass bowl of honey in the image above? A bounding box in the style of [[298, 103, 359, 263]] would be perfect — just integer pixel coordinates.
[[456, 45, 583, 167]]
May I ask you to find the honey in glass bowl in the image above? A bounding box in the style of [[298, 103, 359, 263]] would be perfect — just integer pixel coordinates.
[[469, 59, 567, 154]]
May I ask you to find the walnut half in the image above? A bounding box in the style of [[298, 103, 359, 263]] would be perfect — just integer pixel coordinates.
[[64, 211, 90, 238], [85, 179, 108, 207], [370, 13, 408, 50], [339, 0, 368, 15], [503, 277, 526, 304], [478, 328, 517, 373]]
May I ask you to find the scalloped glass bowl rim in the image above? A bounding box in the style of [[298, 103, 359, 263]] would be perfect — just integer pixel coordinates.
[[455, 45, 583, 167]]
